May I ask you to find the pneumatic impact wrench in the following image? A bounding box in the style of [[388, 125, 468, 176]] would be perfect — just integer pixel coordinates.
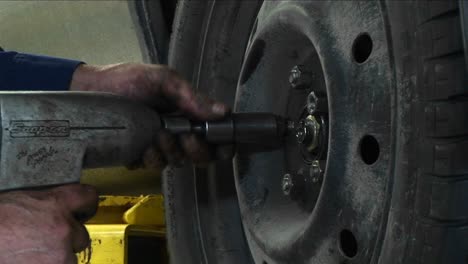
[[0, 92, 294, 191]]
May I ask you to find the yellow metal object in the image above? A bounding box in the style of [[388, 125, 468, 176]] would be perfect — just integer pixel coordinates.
[[78, 195, 167, 264], [123, 195, 165, 226], [81, 167, 161, 195]]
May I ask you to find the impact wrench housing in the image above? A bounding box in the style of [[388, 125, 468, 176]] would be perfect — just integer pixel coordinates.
[[0, 92, 291, 191]]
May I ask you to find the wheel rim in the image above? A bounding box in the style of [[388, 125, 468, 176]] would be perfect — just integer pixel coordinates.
[[233, 2, 394, 263]]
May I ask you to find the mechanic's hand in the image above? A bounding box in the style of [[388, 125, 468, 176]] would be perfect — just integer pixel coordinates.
[[0, 184, 98, 264], [71, 63, 232, 168]]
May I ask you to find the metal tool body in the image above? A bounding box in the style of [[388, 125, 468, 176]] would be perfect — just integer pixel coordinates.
[[0, 92, 290, 191], [0, 92, 161, 190], [162, 113, 290, 146]]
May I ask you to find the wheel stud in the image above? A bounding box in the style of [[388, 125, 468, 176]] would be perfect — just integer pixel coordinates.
[[282, 163, 322, 199], [307, 91, 327, 114], [295, 121, 309, 144], [289, 65, 312, 90], [310, 160, 323, 183], [307, 91, 318, 114]]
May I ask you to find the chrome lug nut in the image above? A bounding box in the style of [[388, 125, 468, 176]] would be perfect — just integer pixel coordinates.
[[296, 115, 321, 152]]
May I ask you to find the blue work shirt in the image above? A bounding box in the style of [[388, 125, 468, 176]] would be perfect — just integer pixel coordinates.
[[0, 50, 83, 91]]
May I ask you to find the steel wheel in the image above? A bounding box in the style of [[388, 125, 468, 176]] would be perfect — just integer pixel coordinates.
[[165, 1, 468, 263], [234, 2, 391, 263]]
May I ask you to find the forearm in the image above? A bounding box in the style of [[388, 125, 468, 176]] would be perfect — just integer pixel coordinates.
[[0, 51, 83, 91], [70, 63, 164, 102], [69, 64, 101, 92], [70, 63, 138, 98]]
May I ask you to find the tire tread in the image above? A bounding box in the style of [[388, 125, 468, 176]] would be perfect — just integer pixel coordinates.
[[410, 1, 468, 263]]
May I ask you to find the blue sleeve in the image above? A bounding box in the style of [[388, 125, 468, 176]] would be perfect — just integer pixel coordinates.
[[0, 51, 84, 91]]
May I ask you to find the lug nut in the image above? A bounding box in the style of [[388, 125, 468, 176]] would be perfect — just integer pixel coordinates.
[[282, 164, 323, 200], [289, 65, 312, 90], [282, 173, 294, 196], [282, 172, 306, 198], [310, 160, 323, 183], [295, 115, 321, 152]]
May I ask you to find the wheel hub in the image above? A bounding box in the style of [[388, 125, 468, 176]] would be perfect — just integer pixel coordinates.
[[234, 2, 330, 257]]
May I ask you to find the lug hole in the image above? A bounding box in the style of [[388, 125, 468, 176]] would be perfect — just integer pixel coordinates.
[[339, 229, 358, 258], [359, 135, 380, 165], [352, 33, 373, 63]]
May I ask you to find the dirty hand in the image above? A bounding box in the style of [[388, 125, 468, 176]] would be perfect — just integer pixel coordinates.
[[0, 184, 98, 264], [70, 63, 231, 167]]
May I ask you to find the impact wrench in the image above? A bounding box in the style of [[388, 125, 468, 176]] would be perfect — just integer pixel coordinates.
[[0, 92, 294, 191]]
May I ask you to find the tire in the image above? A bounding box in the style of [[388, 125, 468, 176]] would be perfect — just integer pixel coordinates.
[[382, 2, 468, 263], [164, 1, 261, 263], [164, 1, 468, 263], [133, 0, 172, 64]]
